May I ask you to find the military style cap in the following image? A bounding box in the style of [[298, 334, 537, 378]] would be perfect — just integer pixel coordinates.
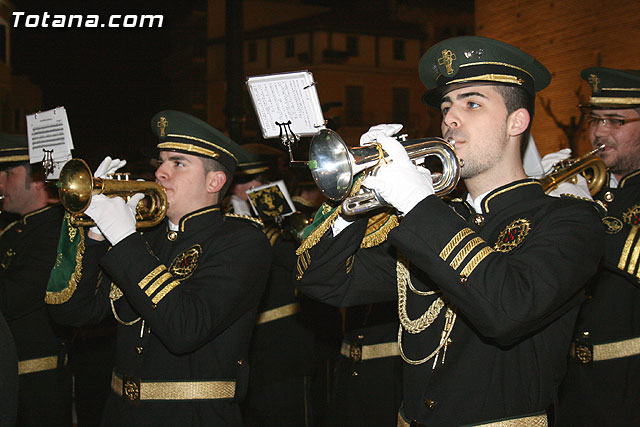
[[0, 132, 29, 171], [581, 67, 640, 109], [151, 110, 242, 173], [234, 147, 270, 184], [419, 36, 551, 107]]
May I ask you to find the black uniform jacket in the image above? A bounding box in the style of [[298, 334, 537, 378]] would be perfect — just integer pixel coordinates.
[[297, 180, 604, 426], [48, 206, 272, 426], [0, 205, 68, 367], [560, 170, 640, 425]]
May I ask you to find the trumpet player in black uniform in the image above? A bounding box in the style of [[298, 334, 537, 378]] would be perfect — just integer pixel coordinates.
[[559, 68, 640, 426], [295, 36, 605, 426], [0, 133, 72, 426], [46, 110, 272, 426]]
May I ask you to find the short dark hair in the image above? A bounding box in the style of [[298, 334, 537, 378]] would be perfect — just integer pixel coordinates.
[[23, 163, 59, 200], [201, 157, 233, 199], [493, 84, 534, 153]]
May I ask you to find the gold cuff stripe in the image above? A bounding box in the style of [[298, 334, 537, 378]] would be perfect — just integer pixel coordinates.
[[601, 87, 640, 92], [151, 280, 181, 304], [165, 133, 239, 161], [450, 237, 484, 270], [138, 265, 167, 291], [589, 96, 640, 105], [345, 254, 355, 274], [593, 336, 640, 362], [340, 341, 400, 360], [628, 239, 640, 276], [460, 246, 495, 277], [618, 226, 638, 270], [145, 272, 173, 297], [111, 372, 235, 400], [18, 355, 67, 375], [439, 228, 474, 260], [256, 303, 299, 325]]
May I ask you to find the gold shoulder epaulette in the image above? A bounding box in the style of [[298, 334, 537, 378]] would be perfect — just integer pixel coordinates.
[[224, 213, 264, 228]]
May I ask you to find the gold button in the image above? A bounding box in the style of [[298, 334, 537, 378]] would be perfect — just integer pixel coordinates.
[[424, 398, 436, 409], [16, 228, 22, 233], [459, 275, 467, 285], [472, 214, 484, 227], [357, 334, 364, 340], [582, 331, 590, 338], [351, 371, 358, 377], [151, 303, 157, 310], [604, 191, 614, 202], [167, 231, 178, 241], [237, 359, 244, 366], [136, 346, 143, 355]]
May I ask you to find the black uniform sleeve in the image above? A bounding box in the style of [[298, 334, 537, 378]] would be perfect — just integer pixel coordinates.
[[0, 228, 60, 321], [99, 228, 272, 355], [389, 195, 605, 345], [296, 218, 399, 306]]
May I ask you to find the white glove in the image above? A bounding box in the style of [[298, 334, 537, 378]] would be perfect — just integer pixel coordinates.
[[84, 193, 144, 246], [362, 135, 434, 215], [548, 175, 593, 199], [540, 149, 571, 175], [90, 156, 127, 236], [359, 123, 403, 146]]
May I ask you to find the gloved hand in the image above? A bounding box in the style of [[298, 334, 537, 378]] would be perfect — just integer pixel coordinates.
[[359, 123, 403, 146], [548, 175, 593, 199], [540, 148, 571, 175], [90, 156, 127, 236], [84, 193, 144, 246], [362, 135, 434, 215]]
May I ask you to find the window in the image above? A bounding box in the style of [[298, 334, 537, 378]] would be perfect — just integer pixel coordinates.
[[392, 88, 410, 124], [285, 37, 295, 58], [345, 86, 363, 126], [248, 41, 257, 62], [346, 36, 359, 56], [393, 39, 405, 61]]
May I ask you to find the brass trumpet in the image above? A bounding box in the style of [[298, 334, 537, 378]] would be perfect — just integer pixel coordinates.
[[57, 158, 168, 228], [308, 129, 461, 215], [539, 144, 607, 196]]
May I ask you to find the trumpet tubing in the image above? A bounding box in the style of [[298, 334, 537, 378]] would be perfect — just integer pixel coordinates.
[[57, 158, 168, 228], [538, 145, 607, 196], [308, 129, 461, 215]]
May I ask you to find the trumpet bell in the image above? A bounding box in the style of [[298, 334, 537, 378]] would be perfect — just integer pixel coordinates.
[[57, 159, 95, 214], [308, 130, 354, 201]]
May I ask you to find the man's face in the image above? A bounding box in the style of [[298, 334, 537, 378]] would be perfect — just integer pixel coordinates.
[[589, 108, 640, 177], [0, 165, 37, 215], [155, 151, 213, 223], [439, 84, 511, 179]]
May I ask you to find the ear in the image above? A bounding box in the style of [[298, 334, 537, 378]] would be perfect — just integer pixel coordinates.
[[206, 170, 227, 194], [507, 107, 530, 137]]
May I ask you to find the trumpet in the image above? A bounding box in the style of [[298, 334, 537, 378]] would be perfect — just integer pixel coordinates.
[[57, 158, 168, 228], [308, 129, 461, 215], [539, 144, 607, 196]]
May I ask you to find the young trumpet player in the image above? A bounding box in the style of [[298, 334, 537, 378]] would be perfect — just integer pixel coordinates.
[[295, 36, 604, 426], [45, 111, 272, 426]]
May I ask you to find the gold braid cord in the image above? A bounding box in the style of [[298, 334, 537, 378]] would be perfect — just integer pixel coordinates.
[[396, 251, 457, 365]]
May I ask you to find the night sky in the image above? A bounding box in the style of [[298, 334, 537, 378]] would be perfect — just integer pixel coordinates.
[[10, 0, 199, 169]]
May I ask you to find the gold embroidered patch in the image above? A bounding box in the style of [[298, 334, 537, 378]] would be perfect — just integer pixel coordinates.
[[169, 245, 202, 280], [602, 216, 623, 234], [109, 282, 124, 301], [622, 205, 640, 226], [494, 219, 530, 252]]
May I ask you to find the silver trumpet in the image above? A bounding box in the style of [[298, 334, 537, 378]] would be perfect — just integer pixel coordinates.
[[308, 129, 461, 215]]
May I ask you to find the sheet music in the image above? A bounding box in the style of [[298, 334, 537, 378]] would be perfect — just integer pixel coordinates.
[[26, 107, 74, 179], [247, 71, 325, 139]]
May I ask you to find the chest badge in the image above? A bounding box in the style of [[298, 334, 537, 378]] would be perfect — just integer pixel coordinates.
[[169, 245, 202, 281], [622, 205, 640, 226], [602, 216, 623, 234], [494, 219, 531, 252]]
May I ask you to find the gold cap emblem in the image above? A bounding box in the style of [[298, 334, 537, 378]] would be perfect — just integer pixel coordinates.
[[157, 116, 168, 137], [438, 49, 457, 76], [588, 74, 600, 93]]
